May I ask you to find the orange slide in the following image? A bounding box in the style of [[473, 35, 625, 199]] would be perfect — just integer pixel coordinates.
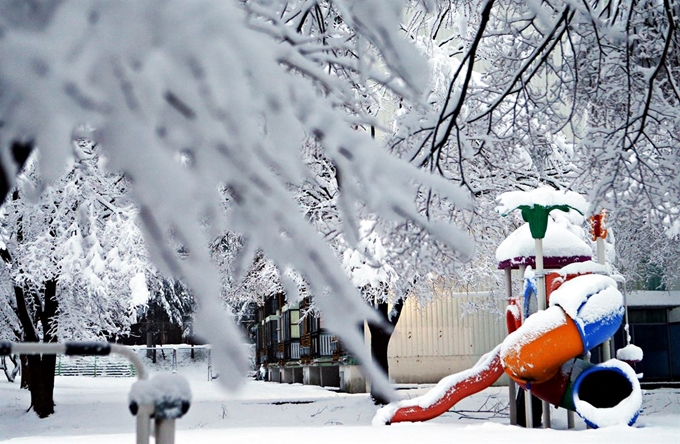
[[373, 345, 504, 425]]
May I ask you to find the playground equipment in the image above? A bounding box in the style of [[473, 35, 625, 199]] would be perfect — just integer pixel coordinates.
[[0, 341, 191, 444], [374, 188, 642, 429]]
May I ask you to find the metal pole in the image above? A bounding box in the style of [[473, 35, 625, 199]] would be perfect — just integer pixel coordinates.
[[518, 264, 534, 428], [623, 280, 631, 345], [534, 238, 551, 428], [207, 348, 212, 381], [110, 344, 148, 380], [525, 386, 533, 428], [155, 418, 176, 444], [519, 264, 527, 317], [596, 237, 606, 265], [567, 409, 575, 429], [505, 267, 517, 426], [535, 239, 546, 312], [508, 380, 517, 426], [596, 237, 612, 361], [136, 404, 154, 444]]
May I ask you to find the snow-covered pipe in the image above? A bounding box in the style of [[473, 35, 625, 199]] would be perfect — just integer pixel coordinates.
[[571, 359, 641, 428], [505, 302, 522, 335], [502, 275, 624, 384], [502, 306, 585, 384], [512, 357, 641, 428]]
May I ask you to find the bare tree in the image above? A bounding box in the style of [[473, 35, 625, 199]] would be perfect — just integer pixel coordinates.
[[394, 0, 679, 226]]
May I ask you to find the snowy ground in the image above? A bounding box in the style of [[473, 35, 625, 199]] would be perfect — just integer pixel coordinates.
[[1, 365, 679, 443]]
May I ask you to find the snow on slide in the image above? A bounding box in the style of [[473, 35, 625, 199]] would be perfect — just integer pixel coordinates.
[[373, 345, 503, 425]]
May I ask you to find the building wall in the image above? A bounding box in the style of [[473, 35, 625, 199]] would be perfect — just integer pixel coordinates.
[[386, 292, 508, 384], [614, 290, 680, 382]]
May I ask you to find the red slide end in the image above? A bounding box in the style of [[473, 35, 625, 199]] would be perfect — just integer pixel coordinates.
[[374, 345, 504, 425]]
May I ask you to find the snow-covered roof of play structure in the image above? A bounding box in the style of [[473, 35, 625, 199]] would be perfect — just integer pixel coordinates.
[[496, 187, 589, 216], [496, 220, 592, 269]]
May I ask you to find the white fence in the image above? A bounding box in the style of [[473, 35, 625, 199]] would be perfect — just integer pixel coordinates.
[[55, 345, 216, 380]]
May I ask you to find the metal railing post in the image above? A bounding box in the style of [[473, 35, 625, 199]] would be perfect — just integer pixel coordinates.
[[207, 348, 213, 381], [135, 404, 154, 444], [0, 341, 191, 444], [155, 418, 176, 444]]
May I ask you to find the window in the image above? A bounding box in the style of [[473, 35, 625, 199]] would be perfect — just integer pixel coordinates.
[[290, 310, 300, 339], [628, 309, 667, 324], [281, 309, 301, 341], [613, 307, 679, 381]]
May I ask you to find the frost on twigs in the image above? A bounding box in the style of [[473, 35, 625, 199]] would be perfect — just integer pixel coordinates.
[[0, 0, 475, 399]]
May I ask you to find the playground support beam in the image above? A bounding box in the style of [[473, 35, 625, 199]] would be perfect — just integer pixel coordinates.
[[597, 237, 612, 361], [534, 238, 551, 429], [505, 267, 518, 426], [519, 264, 534, 429]]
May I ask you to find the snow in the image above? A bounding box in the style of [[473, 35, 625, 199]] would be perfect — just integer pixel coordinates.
[[496, 187, 589, 216], [0, 0, 476, 400], [617, 344, 644, 362], [128, 273, 150, 308], [1, 367, 679, 443], [128, 373, 191, 411], [553, 261, 611, 277], [572, 285, 623, 325], [549, 274, 620, 320], [500, 306, 567, 358], [342, 220, 398, 289], [496, 219, 592, 264], [507, 304, 521, 319]]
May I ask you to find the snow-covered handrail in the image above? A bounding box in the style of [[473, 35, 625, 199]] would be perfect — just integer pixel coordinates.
[[0, 341, 193, 444]]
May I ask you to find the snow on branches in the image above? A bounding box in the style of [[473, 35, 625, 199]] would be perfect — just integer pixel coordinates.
[[0, 142, 155, 341], [0, 1, 476, 399]]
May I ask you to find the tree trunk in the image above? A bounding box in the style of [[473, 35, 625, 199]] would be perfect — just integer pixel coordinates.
[[367, 297, 406, 405], [2, 196, 59, 417], [20, 355, 30, 389], [26, 354, 57, 418], [367, 321, 392, 404], [14, 279, 59, 418]]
